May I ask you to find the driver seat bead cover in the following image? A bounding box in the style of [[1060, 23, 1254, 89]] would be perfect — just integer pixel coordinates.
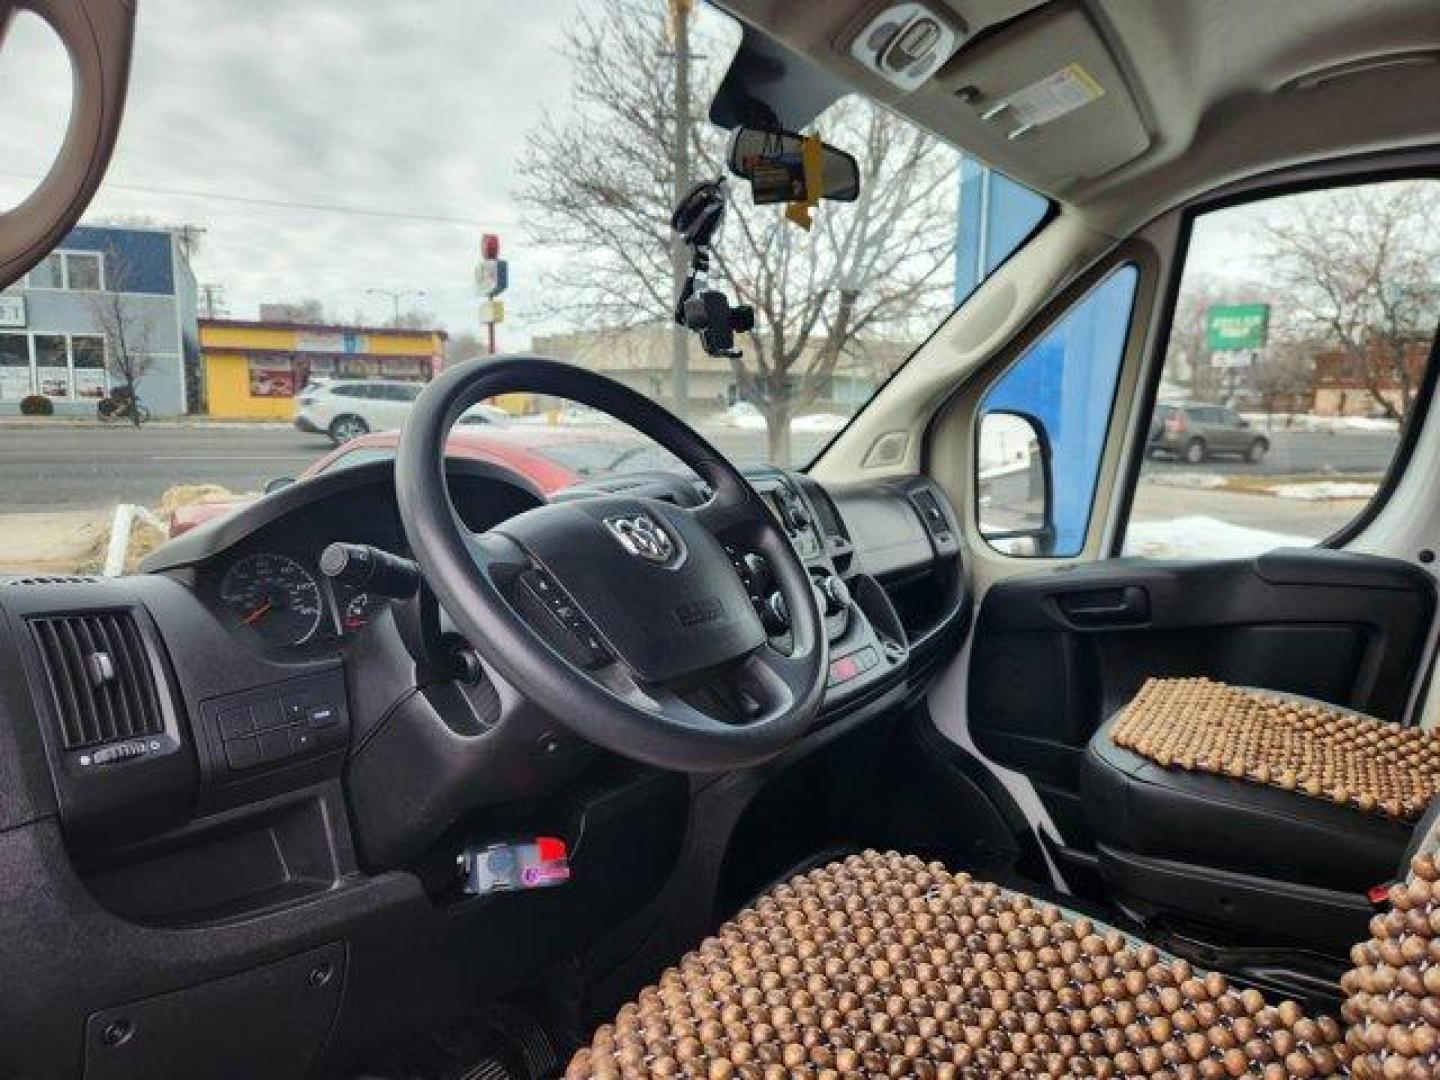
[[566, 849, 1440, 1080]]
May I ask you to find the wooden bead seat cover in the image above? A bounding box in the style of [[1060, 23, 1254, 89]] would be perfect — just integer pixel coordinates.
[[567, 846, 1440, 1079], [1109, 677, 1440, 823]]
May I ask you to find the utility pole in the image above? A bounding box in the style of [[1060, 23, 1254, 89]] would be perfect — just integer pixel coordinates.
[[174, 224, 206, 261], [668, 0, 694, 418], [366, 288, 426, 327], [198, 283, 226, 319]]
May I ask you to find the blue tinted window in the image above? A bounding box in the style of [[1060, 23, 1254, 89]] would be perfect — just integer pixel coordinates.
[[979, 266, 1139, 556]]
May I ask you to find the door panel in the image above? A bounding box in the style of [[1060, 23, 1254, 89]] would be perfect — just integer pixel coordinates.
[[968, 549, 1435, 845]]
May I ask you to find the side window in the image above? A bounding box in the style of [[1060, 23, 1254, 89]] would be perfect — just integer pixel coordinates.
[[1123, 177, 1440, 560], [977, 265, 1139, 557]]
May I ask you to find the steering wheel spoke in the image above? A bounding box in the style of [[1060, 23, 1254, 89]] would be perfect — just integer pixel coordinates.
[[463, 528, 531, 581], [684, 483, 764, 540]]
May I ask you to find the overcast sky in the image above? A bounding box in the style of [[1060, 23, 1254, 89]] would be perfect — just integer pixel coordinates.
[[0, 1, 657, 350], [0, 1, 1308, 353]]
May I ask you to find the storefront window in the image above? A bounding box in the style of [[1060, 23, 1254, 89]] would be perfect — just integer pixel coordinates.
[[71, 335, 107, 399], [248, 355, 295, 398], [66, 252, 102, 291], [34, 334, 69, 397], [27, 253, 62, 289], [0, 334, 30, 401]]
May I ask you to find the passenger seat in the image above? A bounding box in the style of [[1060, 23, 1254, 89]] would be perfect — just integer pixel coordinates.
[[1083, 678, 1427, 956]]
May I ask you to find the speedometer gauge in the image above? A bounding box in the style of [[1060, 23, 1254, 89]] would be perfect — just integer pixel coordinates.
[[219, 553, 325, 647]]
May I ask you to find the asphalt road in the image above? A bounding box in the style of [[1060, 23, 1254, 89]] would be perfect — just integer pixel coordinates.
[[1142, 428, 1399, 476], [0, 423, 830, 512], [0, 422, 1394, 514]]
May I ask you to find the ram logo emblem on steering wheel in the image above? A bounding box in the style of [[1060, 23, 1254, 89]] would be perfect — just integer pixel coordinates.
[[604, 513, 675, 563]]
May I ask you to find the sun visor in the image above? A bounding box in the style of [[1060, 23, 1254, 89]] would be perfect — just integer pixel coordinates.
[[710, 24, 851, 131], [919, 1, 1152, 191]]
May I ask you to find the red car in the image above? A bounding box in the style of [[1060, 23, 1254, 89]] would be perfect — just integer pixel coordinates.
[[168, 426, 674, 536]]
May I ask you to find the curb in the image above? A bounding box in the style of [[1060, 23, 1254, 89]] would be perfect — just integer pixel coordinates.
[[0, 419, 296, 430]]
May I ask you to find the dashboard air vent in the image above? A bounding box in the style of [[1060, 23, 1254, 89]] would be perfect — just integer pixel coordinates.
[[909, 486, 954, 542], [29, 612, 165, 750], [808, 486, 850, 544]]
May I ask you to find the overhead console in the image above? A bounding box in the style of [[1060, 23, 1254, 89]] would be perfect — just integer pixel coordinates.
[[714, 0, 1151, 195], [926, 1, 1151, 188]]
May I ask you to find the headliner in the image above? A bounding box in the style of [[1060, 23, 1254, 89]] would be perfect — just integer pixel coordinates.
[[713, 0, 1440, 236]]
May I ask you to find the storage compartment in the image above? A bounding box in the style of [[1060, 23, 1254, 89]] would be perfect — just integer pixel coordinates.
[[83, 942, 345, 1080], [82, 792, 345, 926]]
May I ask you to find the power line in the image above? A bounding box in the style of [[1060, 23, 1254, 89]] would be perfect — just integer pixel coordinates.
[[0, 170, 504, 228]]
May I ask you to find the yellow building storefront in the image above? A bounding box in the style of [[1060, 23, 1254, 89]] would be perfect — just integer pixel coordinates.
[[199, 319, 447, 419]]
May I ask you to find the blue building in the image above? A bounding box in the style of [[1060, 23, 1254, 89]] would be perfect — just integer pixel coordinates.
[[0, 225, 200, 416]]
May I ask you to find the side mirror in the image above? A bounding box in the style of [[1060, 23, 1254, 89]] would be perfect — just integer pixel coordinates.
[[726, 127, 860, 205], [263, 476, 295, 494], [977, 411, 1055, 557]]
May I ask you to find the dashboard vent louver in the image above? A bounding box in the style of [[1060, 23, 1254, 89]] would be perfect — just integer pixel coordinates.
[[808, 486, 851, 545], [909, 487, 953, 540], [29, 612, 165, 751]]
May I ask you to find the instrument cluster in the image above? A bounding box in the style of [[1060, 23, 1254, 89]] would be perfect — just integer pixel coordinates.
[[198, 469, 544, 655], [216, 549, 386, 649]]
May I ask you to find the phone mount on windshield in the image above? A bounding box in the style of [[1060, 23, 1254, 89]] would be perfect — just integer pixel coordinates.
[[671, 178, 755, 360]]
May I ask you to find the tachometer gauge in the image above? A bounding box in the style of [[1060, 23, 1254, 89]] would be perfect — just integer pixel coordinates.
[[219, 553, 325, 647]]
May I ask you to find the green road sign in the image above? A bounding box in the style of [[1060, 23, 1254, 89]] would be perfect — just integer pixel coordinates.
[[1206, 303, 1270, 351]]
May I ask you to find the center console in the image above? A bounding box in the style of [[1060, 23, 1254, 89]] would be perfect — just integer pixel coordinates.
[[733, 470, 909, 709]]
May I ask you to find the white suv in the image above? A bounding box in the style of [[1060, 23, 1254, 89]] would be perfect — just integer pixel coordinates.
[[294, 379, 424, 443]]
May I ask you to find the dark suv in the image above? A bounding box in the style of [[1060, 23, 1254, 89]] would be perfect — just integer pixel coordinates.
[[1148, 402, 1270, 464]]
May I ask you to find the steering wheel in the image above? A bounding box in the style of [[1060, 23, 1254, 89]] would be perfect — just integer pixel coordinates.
[[395, 357, 827, 771]]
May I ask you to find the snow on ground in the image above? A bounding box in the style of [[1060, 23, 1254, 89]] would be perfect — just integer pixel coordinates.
[[705, 407, 849, 432], [791, 413, 849, 433], [1125, 516, 1310, 560], [1143, 471, 1228, 490], [1266, 481, 1378, 501], [1238, 412, 1399, 433]]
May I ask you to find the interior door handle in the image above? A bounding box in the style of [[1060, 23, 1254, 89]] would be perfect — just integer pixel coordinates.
[[1058, 585, 1150, 625]]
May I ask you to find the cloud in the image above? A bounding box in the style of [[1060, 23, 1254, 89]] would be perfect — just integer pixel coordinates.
[[0, 0, 595, 346]]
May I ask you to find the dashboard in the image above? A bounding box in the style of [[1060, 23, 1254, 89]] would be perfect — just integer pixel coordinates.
[[0, 452, 967, 1080]]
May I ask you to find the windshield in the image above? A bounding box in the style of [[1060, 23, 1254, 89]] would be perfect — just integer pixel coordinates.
[[0, 1, 1045, 575]]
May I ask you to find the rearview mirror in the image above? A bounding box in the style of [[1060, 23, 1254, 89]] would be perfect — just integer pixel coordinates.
[[263, 476, 295, 494], [727, 127, 860, 205]]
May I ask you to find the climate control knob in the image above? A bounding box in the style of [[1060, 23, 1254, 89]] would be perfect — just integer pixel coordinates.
[[819, 574, 851, 616]]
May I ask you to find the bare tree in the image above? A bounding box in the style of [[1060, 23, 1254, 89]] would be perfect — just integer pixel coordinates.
[[444, 330, 485, 368], [260, 299, 327, 324], [88, 246, 155, 427], [1256, 181, 1440, 420], [516, 0, 957, 463], [1248, 342, 1317, 429]]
